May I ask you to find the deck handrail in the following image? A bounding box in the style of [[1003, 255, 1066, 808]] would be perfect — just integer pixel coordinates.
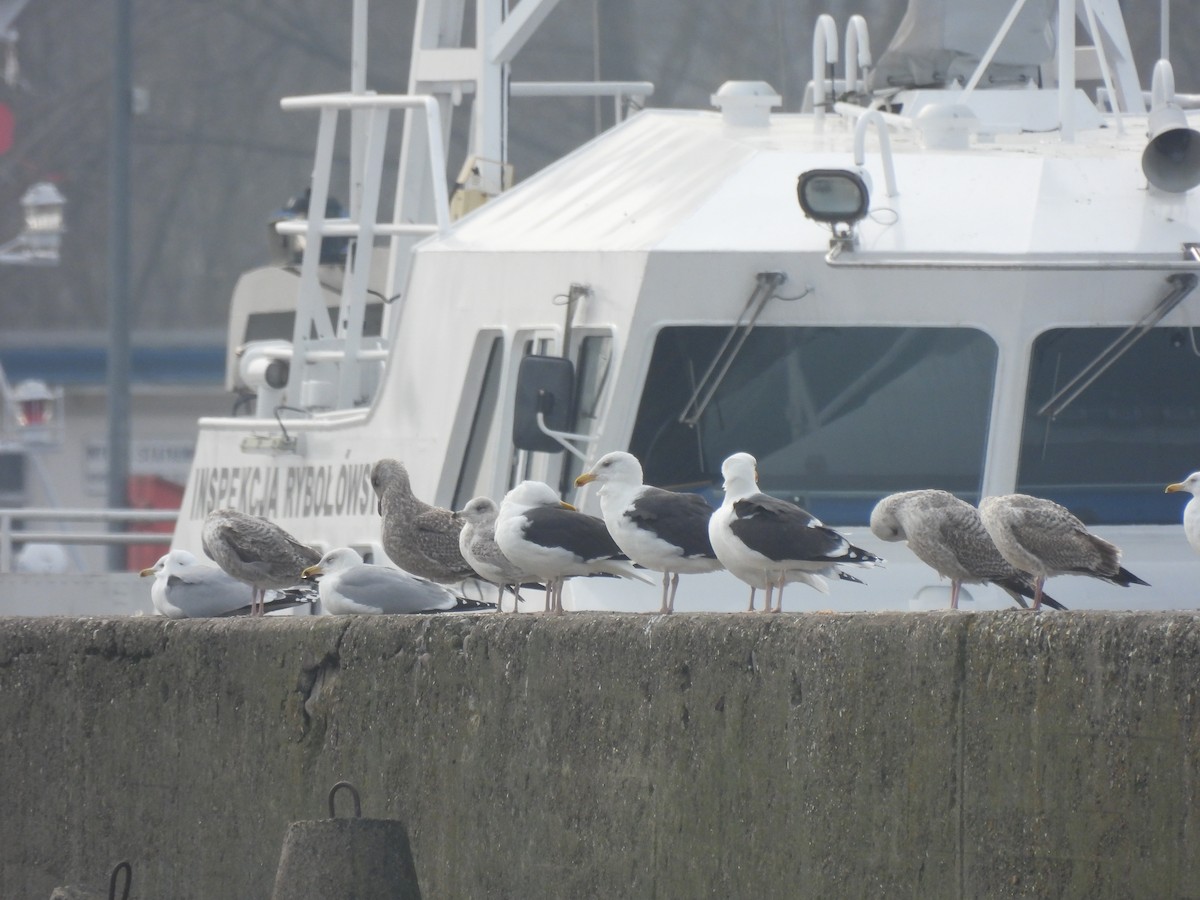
[[0, 507, 179, 573]]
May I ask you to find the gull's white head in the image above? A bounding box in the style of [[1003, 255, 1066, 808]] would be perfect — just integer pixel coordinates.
[[720, 452, 759, 498], [575, 451, 644, 489], [500, 480, 575, 513], [302, 547, 364, 580], [140, 548, 200, 578]]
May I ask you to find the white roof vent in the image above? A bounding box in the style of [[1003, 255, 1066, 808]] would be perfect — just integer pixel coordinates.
[[711, 81, 781, 128]]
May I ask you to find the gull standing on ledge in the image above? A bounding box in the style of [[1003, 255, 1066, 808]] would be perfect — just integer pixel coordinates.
[[140, 549, 313, 618], [870, 490, 1066, 610], [301, 548, 494, 614], [202, 508, 321, 615], [979, 493, 1149, 609], [495, 480, 650, 613], [575, 451, 721, 614], [456, 496, 540, 612], [371, 458, 475, 584], [1164, 472, 1200, 555], [709, 452, 881, 612]]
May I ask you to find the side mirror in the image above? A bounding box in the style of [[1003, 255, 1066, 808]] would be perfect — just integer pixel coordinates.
[[513, 355, 575, 452]]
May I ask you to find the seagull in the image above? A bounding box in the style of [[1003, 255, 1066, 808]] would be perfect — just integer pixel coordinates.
[[301, 547, 494, 615], [869, 490, 1066, 610], [455, 496, 540, 612], [979, 493, 1149, 609], [575, 450, 722, 613], [1164, 472, 1200, 555], [371, 458, 475, 584], [495, 480, 650, 613], [140, 550, 313, 618], [201, 508, 321, 615], [709, 452, 881, 612]]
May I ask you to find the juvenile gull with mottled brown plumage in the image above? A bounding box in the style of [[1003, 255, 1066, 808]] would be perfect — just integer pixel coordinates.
[[979, 493, 1148, 609], [371, 458, 475, 584], [870, 489, 1066, 610], [201, 507, 321, 615], [456, 495, 540, 611]]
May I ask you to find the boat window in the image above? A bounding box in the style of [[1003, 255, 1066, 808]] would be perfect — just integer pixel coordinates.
[[451, 335, 505, 509], [1017, 327, 1200, 524], [629, 326, 997, 524], [243, 303, 383, 343]]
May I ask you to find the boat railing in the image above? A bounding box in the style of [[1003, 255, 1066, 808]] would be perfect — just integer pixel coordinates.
[[276, 91, 450, 412], [277, 91, 452, 246], [0, 507, 178, 573], [510, 80, 654, 123], [815, 2, 1148, 136]]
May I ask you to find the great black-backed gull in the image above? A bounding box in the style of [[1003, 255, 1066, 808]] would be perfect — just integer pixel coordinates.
[[1165, 473, 1200, 554], [709, 453, 880, 612], [979, 493, 1149, 608], [869, 490, 1066, 610], [371, 458, 475, 584], [201, 508, 320, 615], [495, 480, 649, 613], [301, 547, 495, 614], [456, 496, 540, 612], [575, 450, 721, 614], [140, 549, 313, 618]]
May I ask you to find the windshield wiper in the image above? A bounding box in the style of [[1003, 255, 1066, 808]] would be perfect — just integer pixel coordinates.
[[677, 272, 788, 426], [1038, 272, 1198, 419]]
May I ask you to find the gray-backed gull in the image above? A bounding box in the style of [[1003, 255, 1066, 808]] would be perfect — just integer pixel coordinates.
[[140, 549, 312, 618], [301, 547, 494, 614]]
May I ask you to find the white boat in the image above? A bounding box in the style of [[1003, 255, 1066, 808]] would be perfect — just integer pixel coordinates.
[[162, 0, 1200, 613]]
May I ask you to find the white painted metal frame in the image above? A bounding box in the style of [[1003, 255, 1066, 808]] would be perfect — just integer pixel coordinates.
[[276, 93, 450, 409]]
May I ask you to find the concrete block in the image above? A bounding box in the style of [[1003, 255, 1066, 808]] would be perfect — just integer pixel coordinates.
[[0, 612, 1197, 898]]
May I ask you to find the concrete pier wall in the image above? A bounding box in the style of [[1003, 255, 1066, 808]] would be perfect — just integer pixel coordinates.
[[2, 612, 1198, 898]]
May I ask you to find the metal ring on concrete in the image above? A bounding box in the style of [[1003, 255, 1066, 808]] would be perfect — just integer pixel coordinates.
[[109, 861, 132, 900], [327, 781, 362, 819]]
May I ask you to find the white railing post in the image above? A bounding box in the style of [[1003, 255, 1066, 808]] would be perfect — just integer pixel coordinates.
[[844, 15, 871, 96], [854, 110, 899, 198], [812, 14, 838, 130]]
